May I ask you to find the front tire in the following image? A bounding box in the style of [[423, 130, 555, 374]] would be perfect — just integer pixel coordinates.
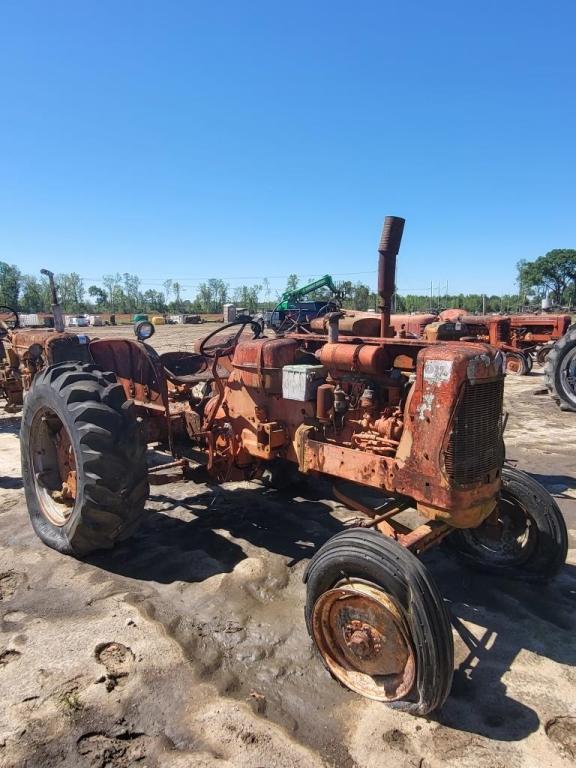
[[21, 362, 149, 556], [304, 529, 454, 715], [448, 466, 567, 582], [536, 344, 553, 366], [505, 351, 529, 375]]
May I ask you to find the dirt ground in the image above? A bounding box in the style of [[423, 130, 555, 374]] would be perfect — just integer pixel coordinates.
[[1, 325, 575, 768]]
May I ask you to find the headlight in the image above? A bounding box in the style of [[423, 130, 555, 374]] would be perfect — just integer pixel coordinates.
[[134, 320, 155, 341]]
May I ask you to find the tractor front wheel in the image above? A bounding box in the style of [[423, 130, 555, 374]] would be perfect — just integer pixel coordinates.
[[304, 529, 453, 715], [21, 362, 149, 556], [536, 344, 553, 366], [505, 351, 529, 375], [447, 466, 567, 582]]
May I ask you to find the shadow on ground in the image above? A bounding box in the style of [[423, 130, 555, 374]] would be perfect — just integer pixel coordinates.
[[0, 415, 21, 435], [86, 479, 576, 746]]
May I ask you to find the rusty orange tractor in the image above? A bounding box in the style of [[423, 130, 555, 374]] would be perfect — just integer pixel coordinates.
[[437, 310, 572, 370], [16, 217, 567, 715]]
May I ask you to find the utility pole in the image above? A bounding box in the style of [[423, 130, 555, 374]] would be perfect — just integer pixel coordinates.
[[482, 294, 486, 314]]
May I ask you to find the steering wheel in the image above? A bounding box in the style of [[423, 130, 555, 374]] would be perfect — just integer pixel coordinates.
[[0, 306, 19, 339], [199, 316, 263, 358]]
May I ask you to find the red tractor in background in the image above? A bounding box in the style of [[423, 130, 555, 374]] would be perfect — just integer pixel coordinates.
[[509, 314, 572, 362], [0, 269, 92, 410], [438, 309, 572, 370], [9, 217, 568, 715]]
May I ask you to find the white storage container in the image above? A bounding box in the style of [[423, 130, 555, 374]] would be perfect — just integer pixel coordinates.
[[282, 364, 326, 401], [19, 313, 40, 327]]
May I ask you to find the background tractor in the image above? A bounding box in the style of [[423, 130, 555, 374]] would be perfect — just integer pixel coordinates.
[[18, 217, 567, 715], [0, 270, 92, 410]]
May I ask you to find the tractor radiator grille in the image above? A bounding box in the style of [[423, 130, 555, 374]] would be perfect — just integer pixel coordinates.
[[444, 379, 504, 486]]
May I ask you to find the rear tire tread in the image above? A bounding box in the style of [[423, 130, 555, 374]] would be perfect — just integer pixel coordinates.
[[21, 362, 149, 556]]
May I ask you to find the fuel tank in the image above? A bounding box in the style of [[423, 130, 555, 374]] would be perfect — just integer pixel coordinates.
[[232, 338, 298, 392]]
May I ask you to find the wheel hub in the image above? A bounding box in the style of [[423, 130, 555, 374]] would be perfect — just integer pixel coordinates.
[[343, 620, 383, 659], [311, 581, 416, 701]]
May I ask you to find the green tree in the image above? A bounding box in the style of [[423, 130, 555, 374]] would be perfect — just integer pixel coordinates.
[[20, 275, 48, 312], [102, 273, 124, 311], [88, 285, 108, 309], [233, 284, 261, 313], [123, 273, 141, 313], [285, 274, 299, 294], [352, 282, 370, 311], [172, 281, 182, 310], [56, 272, 85, 312], [518, 250, 576, 304], [142, 289, 166, 312], [163, 279, 173, 305], [0, 262, 21, 307]]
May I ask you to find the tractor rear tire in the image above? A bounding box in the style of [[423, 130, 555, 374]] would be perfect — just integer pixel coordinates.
[[21, 362, 149, 556], [304, 529, 454, 715], [544, 328, 576, 411], [447, 466, 567, 582]]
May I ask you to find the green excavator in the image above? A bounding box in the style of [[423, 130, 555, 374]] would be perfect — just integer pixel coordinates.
[[269, 274, 342, 329]]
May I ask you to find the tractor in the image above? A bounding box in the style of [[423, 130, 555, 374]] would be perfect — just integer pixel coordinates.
[[509, 313, 572, 365], [0, 269, 92, 411], [423, 315, 534, 375], [16, 217, 567, 715], [435, 310, 572, 370]]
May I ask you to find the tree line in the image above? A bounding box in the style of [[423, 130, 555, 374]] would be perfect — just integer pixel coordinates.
[[1, 253, 573, 317]]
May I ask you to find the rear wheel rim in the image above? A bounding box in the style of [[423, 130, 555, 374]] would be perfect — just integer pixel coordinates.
[[311, 579, 416, 701], [559, 347, 576, 403], [29, 407, 77, 526]]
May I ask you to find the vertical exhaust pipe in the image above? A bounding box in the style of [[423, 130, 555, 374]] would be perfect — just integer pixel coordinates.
[[378, 216, 405, 338], [40, 268, 65, 332]]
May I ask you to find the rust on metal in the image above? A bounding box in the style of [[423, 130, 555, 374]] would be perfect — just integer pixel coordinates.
[[311, 580, 416, 701], [377, 216, 405, 338]]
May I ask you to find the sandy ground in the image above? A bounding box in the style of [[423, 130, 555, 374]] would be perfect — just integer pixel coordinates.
[[1, 325, 575, 768]]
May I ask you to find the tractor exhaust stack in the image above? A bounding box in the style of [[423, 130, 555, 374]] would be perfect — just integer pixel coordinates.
[[40, 268, 65, 332], [378, 216, 405, 338]]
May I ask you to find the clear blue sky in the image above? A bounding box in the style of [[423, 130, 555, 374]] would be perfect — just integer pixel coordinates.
[[1, 1, 575, 299]]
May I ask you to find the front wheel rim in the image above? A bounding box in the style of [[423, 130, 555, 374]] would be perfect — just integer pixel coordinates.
[[311, 580, 416, 701], [506, 354, 524, 374], [461, 494, 536, 566]]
